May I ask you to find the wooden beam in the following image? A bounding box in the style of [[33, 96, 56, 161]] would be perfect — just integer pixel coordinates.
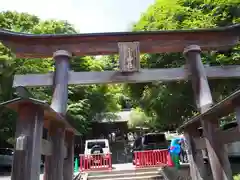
[[0, 24, 239, 58], [216, 128, 240, 144], [178, 89, 240, 131], [13, 65, 240, 87], [63, 131, 74, 180], [202, 120, 232, 180], [193, 127, 240, 150], [184, 130, 208, 180], [45, 125, 66, 180], [193, 137, 206, 150]]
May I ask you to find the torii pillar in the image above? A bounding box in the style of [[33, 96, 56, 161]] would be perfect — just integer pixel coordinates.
[[184, 45, 232, 180], [44, 50, 74, 180]]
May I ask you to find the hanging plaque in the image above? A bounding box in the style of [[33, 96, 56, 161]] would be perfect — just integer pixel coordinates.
[[118, 42, 140, 72]]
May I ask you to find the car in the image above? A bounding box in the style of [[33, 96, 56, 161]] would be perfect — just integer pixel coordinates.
[[0, 148, 14, 168], [131, 133, 168, 165], [84, 139, 111, 166]]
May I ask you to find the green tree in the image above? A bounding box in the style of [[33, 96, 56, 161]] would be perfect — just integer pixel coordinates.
[[127, 108, 154, 129], [126, 0, 240, 129], [0, 11, 123, 142]]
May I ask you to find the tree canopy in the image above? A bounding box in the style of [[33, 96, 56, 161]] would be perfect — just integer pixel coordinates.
[[0, 11, 123, 145], [125, 0, 240, 129]]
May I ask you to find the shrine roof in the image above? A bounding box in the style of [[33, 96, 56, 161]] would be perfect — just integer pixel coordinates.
[[0, 24, 239, 58]]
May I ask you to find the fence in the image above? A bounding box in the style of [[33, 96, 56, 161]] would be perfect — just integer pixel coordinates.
[[134, 149, 168, 168], [79, 149, 168, 172], [79, 153, 112, 171]]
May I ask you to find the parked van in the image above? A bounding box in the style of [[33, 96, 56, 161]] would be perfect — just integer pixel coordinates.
[[84, 139, 110, 155], [84, 139, 111, 166], [131, 133, 168, 164]]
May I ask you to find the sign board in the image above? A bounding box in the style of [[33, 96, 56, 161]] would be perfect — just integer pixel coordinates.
[[118, 42, 140, 72]]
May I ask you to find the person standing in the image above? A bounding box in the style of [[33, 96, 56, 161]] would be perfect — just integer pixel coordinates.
[[169, 138, 181, 169], [179, 137, 188, 163]]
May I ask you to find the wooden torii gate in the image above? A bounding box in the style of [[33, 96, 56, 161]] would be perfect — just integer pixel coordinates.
[[0, 24, 240, 180]]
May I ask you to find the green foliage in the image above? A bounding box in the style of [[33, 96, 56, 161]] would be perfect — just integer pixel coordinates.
[[99, 55, 119, 71], [128, 108, 153, 129], [127, 0, 240, 129], [0, 11, 123, 144], [67, 100, 91, 135], [234, 174, 240, 180], [128, 108, 147, 129]]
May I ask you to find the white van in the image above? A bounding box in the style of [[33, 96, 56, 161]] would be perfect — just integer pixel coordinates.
[[84, 139, 111, 166], [84, 139, 110, 155]]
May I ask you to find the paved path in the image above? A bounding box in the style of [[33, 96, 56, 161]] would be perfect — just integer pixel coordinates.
[[112, 163, 135, 171], [0, 164, 134, 180]]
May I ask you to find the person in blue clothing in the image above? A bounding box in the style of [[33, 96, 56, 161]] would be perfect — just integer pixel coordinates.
[[169, 138, 182, 169]]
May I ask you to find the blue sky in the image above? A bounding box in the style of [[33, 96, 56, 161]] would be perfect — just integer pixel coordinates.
[[0, 0, 155, 33]]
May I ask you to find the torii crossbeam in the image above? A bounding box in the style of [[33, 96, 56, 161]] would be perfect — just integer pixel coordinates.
[[0, 24, 240, 180]]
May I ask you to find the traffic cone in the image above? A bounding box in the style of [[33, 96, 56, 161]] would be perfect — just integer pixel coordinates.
[[74, 158, 79, 172]]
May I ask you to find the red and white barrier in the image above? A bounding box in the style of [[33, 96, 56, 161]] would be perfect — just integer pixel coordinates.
[[79, 153, 112, 171], [134, 149, 168, 168]]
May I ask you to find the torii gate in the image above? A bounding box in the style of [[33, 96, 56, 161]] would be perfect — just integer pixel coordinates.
[[0, 24, 240, 180]]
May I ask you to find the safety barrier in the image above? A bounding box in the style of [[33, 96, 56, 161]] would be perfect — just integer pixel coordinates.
[[79, 153, 112, 171], [134, 149, 168, 168]]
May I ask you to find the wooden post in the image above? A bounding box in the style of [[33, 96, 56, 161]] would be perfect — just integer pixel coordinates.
[[49, 125, 66, 180], [184, 45, 232, 180], [11, 103, 44, 180], [202, 120, 232, 180], [63, 130, 75, 180], [184, 45, 213, 113], [51, 50, 71, 114], [44, 50, 71, 180], [184, 128, 209, 180]]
